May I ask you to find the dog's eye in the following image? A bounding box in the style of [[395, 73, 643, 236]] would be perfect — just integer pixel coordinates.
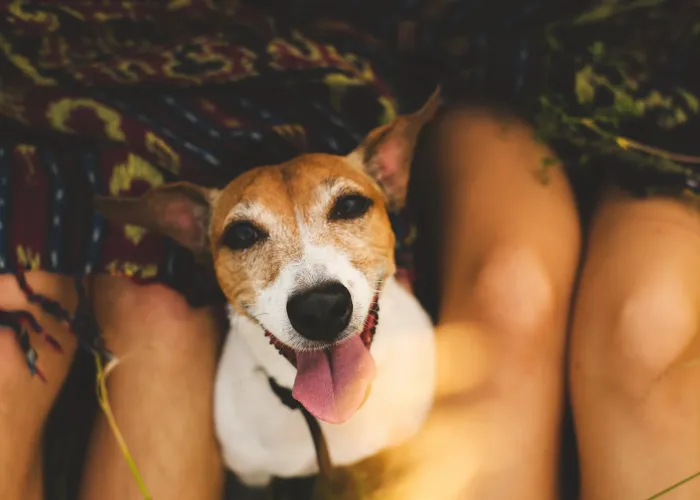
[[221, 222, 266, 250], [329, 194, 373, 221]]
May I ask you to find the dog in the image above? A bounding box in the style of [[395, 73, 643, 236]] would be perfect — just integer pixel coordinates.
[[95, 89, 440, 488]]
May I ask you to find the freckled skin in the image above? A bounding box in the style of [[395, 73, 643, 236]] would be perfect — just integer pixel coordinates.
[[209, 154, 397, 318]]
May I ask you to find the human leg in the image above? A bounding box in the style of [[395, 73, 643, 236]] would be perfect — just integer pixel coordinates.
[[79, 276, 224, 500], [571, 188, 700, 499], [0, 272, 78, 500], [372, 108, 581, 500]]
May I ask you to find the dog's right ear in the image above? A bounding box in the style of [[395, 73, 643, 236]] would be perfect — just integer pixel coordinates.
[[94, 182, 220, 256], [346, 87, 441, 211]]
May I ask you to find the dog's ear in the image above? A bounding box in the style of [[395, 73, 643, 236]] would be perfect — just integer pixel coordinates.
[[347, 87, 441, 210], [94, 182, 220, 256]]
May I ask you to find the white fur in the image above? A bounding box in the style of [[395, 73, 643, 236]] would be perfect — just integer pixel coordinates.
[[247, 242, 373, 352], [214, 275, 436, 486], [225, 201, 287, 234], [214, 182, 435, 486], [245, 188, 377, 352]]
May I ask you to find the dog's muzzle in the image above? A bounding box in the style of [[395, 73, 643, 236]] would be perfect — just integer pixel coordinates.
[[264, 294, 380, 424], [286, 281, 353, 342]]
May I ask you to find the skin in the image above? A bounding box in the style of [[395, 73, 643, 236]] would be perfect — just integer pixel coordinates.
[[358, 108, 581, 500], [0, 91, 439, 500], [571, 188, 700, 499], [0, 273, 78, 500], [1, 99, 697, 500], [79, 277, 224, 500], [364, 110, 700, 500], [0, 103, 577, 500]]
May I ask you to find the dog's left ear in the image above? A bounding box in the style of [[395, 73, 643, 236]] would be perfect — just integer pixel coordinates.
[[94, 182, 220, 256], [347, 87, 441, 210]]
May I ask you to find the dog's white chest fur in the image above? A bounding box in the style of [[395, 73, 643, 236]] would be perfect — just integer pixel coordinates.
[[214, 277, 436, 486]]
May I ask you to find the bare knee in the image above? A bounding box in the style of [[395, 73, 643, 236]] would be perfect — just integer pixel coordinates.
[[92, 276, 220, 359], [444, 246, 563, 360], [433, 105, 579, 376], [474, 247, 556, 333], [605, 278, 697, 395], [82, 277, 224, 500]]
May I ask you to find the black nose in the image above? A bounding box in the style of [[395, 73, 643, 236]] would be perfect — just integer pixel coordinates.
[[286, 282, 353, 342]]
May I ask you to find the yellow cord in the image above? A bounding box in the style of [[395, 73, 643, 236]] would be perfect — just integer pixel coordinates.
[[94, 353, 152, 500]]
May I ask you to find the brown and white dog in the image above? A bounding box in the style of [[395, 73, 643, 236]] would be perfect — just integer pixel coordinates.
[[95, 90, 440, 487]]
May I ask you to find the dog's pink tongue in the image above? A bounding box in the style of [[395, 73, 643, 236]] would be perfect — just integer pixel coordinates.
[[292, 336, 376, 424]]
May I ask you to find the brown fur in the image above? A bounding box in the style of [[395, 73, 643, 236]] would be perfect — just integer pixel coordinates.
[[209, 153, 397, 314]]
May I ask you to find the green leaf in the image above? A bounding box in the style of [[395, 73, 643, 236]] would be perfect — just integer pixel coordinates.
[[589, 41, 605, 60], [545, 32, 562, 51], [573, 3, 615, 24], [575, 65, 596, 104], [642, 90, 674, 109], [532, 130, 547, 145], [678, 88, 700, 113], [573, 0, 667, 25], [614, 91, 643, 116]]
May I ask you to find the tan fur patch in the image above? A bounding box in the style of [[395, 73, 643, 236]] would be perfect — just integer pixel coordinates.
[[209, 154, 396, 315]]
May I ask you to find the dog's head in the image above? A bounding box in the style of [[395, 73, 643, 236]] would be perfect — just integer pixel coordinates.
[[95, 89, 440, 424]]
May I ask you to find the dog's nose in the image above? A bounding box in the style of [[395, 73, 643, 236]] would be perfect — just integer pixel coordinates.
[[286, 282, 353, 342]]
